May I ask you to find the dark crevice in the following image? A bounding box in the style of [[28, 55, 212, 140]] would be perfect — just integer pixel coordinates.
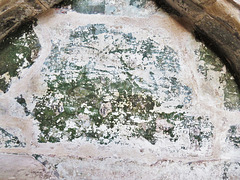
[[151, 0, 182, 17], [0, 18, 37, 46], [53, 0, 73, 8]]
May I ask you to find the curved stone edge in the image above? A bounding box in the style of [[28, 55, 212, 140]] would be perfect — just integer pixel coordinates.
[[156, 0, 240, 88], [0, 0, 63, 43]]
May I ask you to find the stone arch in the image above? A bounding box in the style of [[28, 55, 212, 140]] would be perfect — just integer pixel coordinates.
[[0, 0, 240, 179]]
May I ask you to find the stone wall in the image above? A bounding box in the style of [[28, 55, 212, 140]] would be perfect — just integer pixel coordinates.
[[0, 0, 240, 179]]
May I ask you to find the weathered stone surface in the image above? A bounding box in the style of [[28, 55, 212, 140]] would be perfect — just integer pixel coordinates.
[[1, 0, 240, 88], [31, 154, 240, 179], [156, 0, 240, 87], [0, 153, 57, 179], [0, 0, 240, 179], [0, 0, 63, 42]]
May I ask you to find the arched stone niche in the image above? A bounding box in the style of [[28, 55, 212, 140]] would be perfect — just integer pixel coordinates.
[[0, 0, 239, 179]]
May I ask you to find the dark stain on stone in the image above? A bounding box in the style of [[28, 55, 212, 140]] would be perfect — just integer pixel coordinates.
[[222, 162, 240, 179], [15, 94, 30, 116], [152, 0, 182, 16], [0, 127, 26, 148], [227, 125, 240, 148], [130, 0, 147, 8]]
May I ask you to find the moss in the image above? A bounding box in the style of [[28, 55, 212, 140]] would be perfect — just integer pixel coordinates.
[[159, 112, 185, 124], [0, 78, 9, 93], [90, 113, 104, 127], [156, 46, 180, 73], [67, 128, 78, 141], [34, 67, 157, 142], [38, 135, 47, 143]]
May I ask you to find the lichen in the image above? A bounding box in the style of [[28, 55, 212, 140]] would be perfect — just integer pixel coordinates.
[[195, 45, 240, 111], [15, 94, 30, 116], [70, 0, 153, 16], [32, 24, 210, 146], [130, 0, 147, 8], [222, 162, 240, 179], [226, 125, 240, 148], [158, 112, 213, 146], [0, 127, 26, 148], [195, 45, 224, 75], [220, 73, 240, 111], [0, 21, 40, 93], [72, 0, 105, 14]]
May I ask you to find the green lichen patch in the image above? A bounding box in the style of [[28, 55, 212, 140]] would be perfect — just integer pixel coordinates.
[[226, 125, 240, 148], [222, 162, 240, 179], [65, 24, 191, 108], [195, 45, 224, 75], [0, 21, 40, 93], [130, 0, 148, 8], [0, 127, 26, 148], [195, 45, 240, 111], [32, 154, 59, 176], [70, 0, 153, 16], [72, 0, 105, 14], [33, 24, 198, 145], [34, 67, 157, 143], [195, 45, 223, 80], [157, 112, 213, 147], [220, 73, 240, 111]]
